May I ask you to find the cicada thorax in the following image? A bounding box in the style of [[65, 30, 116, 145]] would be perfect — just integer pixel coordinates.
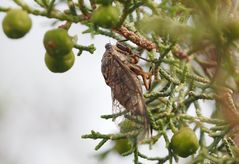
[[115, 42, 140, 64], [101, 43, 150, 135]]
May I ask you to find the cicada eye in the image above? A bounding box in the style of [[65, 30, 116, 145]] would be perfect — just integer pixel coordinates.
[[105, 43, 112, 50]]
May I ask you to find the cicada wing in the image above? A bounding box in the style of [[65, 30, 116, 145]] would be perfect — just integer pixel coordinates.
[[111, 92, 125, 113], [111, 55, 147, 116], [110, 54, 150, 132], [112, 93, 146, 133], [111, 93, 128, 124]]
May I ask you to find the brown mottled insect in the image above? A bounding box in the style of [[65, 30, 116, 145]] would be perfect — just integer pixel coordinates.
[[101, 42, 151, 132]]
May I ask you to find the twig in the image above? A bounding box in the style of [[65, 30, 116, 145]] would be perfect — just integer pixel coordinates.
[[13, 0, 85, 22], [78, 0, 88, 15], [47, 0, 56, 15], [67, 0, 77, 16], [95, 138, 109, 150], [82, 130, 139, 140], [74, 44, 96, 55], [0, 6, 10, 12], [134, 141, 139, 164], [101, 110, 129, 120], [89, 0, 96, 10], [114, 26, 156, 51]]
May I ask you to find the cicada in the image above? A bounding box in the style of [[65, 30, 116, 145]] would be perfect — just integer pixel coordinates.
[[101, 42, 151, 132]]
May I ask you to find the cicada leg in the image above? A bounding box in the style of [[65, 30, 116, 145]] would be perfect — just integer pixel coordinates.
[[129, 64, 152, 90], [129, 54, 140, 64]]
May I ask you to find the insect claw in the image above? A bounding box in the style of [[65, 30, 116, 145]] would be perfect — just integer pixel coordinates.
[[128, 64, 152, 90], [128, 54, 139, 64], [142, 72, 152, 90], [146, 72, 152, 90]]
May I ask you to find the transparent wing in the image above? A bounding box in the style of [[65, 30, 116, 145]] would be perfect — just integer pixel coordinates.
[[111, 55, 147, 116], [111, 92, 127, 124], [112, 94, 125, 113]]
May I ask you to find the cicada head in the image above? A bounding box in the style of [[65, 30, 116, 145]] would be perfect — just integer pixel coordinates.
[[105, 43, 112, 50]]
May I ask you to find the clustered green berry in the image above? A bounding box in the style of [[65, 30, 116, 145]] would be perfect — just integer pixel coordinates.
[[2, 9, 32, 39], [224, 19, 239, 41], [91, 5, 120, 28], [170, 127, 199, 158], [113, 139, 131, 155], [43, 28, 75, 73], [43, 28, 74, 57], [45, 51, 75, 73]]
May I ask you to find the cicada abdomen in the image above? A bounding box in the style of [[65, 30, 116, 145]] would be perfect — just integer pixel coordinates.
[[101, 43, 150, 134]]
